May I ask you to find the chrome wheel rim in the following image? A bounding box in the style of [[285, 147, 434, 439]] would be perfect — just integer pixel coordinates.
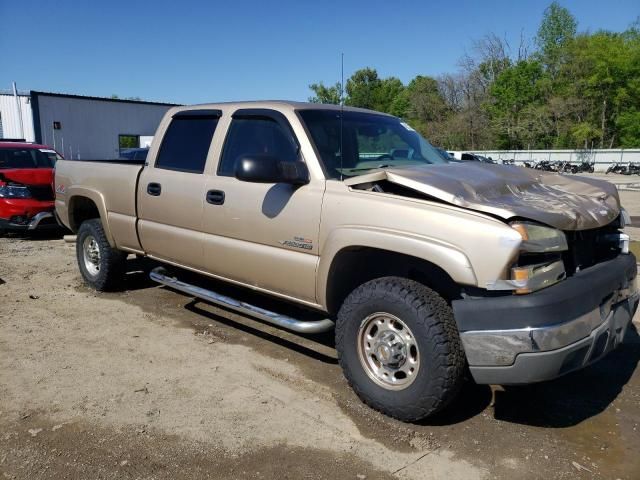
[[357, 312, 420, 390], [82, 235, 101, 277]]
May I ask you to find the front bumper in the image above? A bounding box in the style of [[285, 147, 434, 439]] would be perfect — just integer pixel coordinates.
[[453, 254, 638, 384], [0, 198, 57, 231], [0, 211, 58, 231]]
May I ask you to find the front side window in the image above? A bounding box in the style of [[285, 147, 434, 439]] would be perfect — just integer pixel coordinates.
[[156, 117, 218, 173], [298, 109, 449, 179], [218, 117, 298, 176]]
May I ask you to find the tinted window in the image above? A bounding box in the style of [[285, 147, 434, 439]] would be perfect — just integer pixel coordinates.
[[298, 109, 448, 179], [0, 148, 56, 169], [218, 118, 298, 176], [156, 117, 218, 173]]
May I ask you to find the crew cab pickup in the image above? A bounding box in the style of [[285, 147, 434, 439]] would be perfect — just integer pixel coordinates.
[[55, 101, 637, 421]]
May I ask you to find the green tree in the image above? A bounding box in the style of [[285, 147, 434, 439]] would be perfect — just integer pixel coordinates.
[[536, 1, 577, 75], [308, 82, 341, 104], [617, 111, 640, 147], [345, 68, 382, 110], [487, 60, 546, 148], [375, 77, 405, 114]]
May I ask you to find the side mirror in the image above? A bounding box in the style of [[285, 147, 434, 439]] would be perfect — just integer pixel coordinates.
[[235, 155, 309, 185]]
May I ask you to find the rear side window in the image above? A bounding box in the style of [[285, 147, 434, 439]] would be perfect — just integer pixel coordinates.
[[155, 117, 218, 173], [218, 118, 298, 176]]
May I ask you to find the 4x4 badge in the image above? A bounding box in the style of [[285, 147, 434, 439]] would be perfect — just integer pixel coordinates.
[[279, 236, 313, 250]]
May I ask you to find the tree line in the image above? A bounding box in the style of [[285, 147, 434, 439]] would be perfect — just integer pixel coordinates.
[[309, 2, 640, 150]]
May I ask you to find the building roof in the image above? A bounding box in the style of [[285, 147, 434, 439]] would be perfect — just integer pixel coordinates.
[[29, 90, 180, 107]]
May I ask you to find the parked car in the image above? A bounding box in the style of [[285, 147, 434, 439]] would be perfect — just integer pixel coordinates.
[[119, 148, 149, 162], [449, 151, 495, 163], [0, 141, 62, 234], [54, 101, 636, 422]]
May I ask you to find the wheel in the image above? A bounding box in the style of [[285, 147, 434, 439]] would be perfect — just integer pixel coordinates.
[[335, 277, 465, 422], [76, 219, 126, 291]]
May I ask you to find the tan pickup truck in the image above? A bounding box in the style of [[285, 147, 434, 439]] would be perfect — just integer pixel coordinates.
[[55, 101, 637, 421]]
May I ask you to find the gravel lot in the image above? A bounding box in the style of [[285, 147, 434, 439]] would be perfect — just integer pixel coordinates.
[[1, 178, 639, 479]]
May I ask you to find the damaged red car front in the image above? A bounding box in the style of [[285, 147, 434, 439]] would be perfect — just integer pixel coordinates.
[[0, 141, 62, 234]]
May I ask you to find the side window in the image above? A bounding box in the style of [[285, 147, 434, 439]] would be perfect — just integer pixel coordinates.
[[461, 153, 473, 160], [218, 117, 298, 177], [155, 116, 218, 173]]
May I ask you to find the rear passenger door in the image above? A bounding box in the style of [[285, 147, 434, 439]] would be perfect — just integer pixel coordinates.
[[201, 109, 324, 304], [137, 110, 220, 268]]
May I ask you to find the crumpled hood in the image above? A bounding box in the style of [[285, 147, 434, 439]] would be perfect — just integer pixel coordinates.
[[345, 162, 620, 230], [0, 168, 54, 186]]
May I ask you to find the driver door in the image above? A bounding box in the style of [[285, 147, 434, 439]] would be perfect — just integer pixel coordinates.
[[200, 109, 324, 305]]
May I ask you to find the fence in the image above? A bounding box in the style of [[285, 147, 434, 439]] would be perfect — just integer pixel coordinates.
[[471, 149, 640, 172]]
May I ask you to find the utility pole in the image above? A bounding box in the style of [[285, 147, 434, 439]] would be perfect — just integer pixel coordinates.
[[12, 82, 25, 139]]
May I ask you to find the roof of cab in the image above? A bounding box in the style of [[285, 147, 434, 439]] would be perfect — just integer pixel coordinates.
[[170, 100, 395, 117]]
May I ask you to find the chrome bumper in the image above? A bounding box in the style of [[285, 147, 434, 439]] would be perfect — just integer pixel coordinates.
[[27, 212, 55, 230], [466, 292, 638, 385], [461, 288, 638, 368]]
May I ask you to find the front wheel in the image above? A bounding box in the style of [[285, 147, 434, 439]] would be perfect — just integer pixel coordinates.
[[76, 219, 126, 291], [335, 277, 465, 422]]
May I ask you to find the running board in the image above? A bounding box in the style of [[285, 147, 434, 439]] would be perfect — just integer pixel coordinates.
[[149, 267, 335, 334]]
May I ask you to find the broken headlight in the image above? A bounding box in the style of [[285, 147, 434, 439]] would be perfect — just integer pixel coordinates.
[[619, 207, 631, 228], [487, 222, 568, 294], [510, 221, 568, 253]]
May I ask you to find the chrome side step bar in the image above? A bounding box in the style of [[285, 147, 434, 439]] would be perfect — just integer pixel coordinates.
[[149, 267, 335, 334]]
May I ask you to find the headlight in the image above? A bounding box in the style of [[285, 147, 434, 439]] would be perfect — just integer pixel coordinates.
[[510, 221, 568, 253], [0, 183, 32, 199], [486, 221, 568, 293], [619, 207, 631, 228]]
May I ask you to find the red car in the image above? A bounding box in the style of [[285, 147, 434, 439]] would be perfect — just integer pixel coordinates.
[[0, 141, 62, 234]]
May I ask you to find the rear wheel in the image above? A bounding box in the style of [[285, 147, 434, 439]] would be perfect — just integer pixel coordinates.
[[335, 277, 465, 422], [76, 219, 126, 291]]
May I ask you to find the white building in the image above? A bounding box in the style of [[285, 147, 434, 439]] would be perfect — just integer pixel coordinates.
[[0, 90, 177, 159]]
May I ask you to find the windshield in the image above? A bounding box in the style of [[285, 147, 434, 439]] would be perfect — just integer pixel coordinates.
[[298, 110, 450, 179], [0, 147, 60, 169]]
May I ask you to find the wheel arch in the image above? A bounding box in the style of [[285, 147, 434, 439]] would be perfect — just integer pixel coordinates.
[[66, 188, 115, 246], [318, 228, 477, 315]]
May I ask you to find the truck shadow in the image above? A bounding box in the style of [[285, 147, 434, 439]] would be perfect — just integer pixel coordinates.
[[185, 301, 338, 365], [1, 230, 65, 241], [117, 260, 640, 428], [491, 324, 640, 428]]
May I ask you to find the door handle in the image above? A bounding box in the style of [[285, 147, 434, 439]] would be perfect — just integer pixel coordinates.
[[147, 182, 162, 196], [206, 189, 225, 205]]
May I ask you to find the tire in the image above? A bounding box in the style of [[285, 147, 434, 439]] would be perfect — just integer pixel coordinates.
[[335, 277, 465, 422], [76, 219, 126, 291]]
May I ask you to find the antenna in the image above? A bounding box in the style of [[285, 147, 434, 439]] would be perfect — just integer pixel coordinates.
[[339, 53, 344, 180]]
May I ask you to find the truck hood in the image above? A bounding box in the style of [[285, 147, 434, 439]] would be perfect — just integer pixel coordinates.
[[0, 168, 54, 186], [344, 162, 620, 230]]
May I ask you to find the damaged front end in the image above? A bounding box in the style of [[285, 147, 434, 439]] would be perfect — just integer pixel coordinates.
[[346, 162, 629, 294]]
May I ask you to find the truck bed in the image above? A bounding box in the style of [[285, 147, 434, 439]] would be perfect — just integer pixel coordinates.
[[55, 159, 144, 251]]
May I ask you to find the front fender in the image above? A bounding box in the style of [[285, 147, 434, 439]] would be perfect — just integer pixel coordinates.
[[316, 226, 477, 308]]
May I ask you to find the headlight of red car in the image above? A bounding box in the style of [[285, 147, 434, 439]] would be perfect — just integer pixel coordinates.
[[0, 182, 32, 199]]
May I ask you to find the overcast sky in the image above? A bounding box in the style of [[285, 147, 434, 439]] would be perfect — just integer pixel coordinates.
[[1, 0, 638, 104]]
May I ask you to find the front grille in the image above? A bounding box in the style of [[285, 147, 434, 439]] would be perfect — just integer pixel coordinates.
[[563, 221, 622, 274], [26, 185, 54, 201]]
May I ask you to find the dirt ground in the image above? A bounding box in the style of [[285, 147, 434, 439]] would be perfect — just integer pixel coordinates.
[[1, 216, 640, 478]]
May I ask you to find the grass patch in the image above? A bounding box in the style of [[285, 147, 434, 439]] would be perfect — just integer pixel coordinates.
[[630, 241, 640, 258]]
